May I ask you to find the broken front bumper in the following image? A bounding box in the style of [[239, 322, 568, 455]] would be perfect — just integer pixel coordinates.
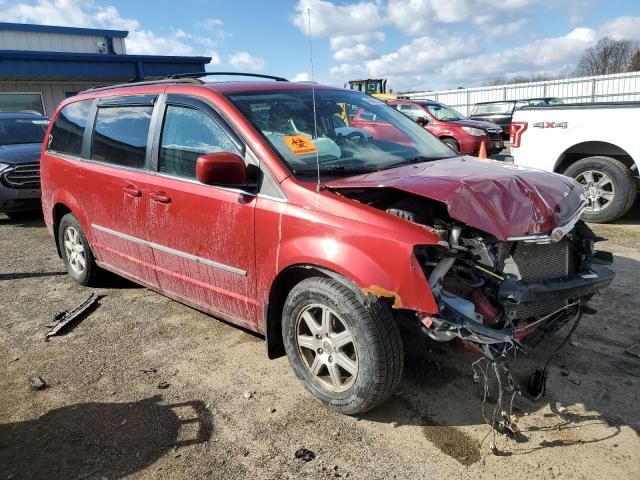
[[498, 265, 615, 314], [423, 266, 615, 354]]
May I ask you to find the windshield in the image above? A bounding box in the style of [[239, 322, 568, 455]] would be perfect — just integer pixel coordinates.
[[423, 103, 465, 121], [472, 102, 513, 115], [0, 118, 48, 146], [225, 89, 455, 175]]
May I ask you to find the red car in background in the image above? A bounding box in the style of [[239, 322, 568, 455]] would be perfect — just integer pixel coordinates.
[[381, 99, 504, 155]]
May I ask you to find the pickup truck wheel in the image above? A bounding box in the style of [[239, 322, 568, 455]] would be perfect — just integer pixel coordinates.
[[564, 156, 637, 223], [442, 138, 459, 153], [282, 277, 403, 415], [58, 213, 99, 286]]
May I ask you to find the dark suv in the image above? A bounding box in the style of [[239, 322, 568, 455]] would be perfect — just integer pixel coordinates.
[[0, 112, 49, 216], [469, 98, 563, 138]]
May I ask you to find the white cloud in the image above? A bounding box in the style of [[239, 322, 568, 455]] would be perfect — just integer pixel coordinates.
[[485, 18, 527, 40], [386, 0, 540, 35], [0, 0, 221, 63], [330, 32, 385, 51], [329, 63, 366, 78], [228, 51, 266, 71], [292, 0, 384, 37], [365, 35, 475, 77], [333, 43, 379, 62], [599, 16, 640, 41], [292, 72, 313, 81], [437, 28, 595, 81]]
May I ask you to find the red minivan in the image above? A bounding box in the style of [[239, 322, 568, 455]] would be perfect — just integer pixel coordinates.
[[40, 74, 613, 414]]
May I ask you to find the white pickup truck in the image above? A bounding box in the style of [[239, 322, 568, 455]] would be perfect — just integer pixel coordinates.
[[510, 102, 639, 223]]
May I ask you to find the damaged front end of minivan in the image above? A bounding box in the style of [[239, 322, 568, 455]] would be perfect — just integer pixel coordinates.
[[327, 157, 615, 364]]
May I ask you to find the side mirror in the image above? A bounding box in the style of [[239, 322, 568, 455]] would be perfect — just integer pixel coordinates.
[[416, 116, 429, 126], [196, 152, 250, 188]]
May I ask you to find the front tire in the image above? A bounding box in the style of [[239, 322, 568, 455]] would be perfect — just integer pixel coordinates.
[[564, 156, 636, 223], [441, 137, 459, 153], [58, 213, 99, 286], [282, 277, 403, 415]]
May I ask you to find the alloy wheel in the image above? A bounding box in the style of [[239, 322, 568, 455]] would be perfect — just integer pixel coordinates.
[[576, 169, 615, 213], [295, 304, 358, 392], [64, 226, 86, 274]]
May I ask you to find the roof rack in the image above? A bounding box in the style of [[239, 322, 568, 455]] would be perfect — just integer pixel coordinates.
[[80, 71, 289, 94], [169, 71, 289, 82], [82, 77, 202, 93]]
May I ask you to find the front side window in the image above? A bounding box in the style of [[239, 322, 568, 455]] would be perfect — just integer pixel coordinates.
[[159, 105, 239, 179], [225, 89, 455, 177], [48, 100, 92, 156], [91, 105, 153, 168], [0, 118, 48, 146]]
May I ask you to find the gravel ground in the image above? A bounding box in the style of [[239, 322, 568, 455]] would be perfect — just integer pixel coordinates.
[[1, 207, 639, 480]]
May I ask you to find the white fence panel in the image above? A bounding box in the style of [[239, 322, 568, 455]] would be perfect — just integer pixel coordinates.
[[403, 71, 640, 115]]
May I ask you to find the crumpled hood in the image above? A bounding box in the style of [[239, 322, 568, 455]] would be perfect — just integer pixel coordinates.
[[0, 143, 42, 164], [325, 157, 585, 240]]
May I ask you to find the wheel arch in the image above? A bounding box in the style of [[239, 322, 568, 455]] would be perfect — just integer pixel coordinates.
[[554, 141, 637, 175], [264, 264, 367, 360], [52, 203, 73, 257]]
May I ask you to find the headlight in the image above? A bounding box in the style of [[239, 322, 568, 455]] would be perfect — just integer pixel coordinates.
[[0, 162, 11, 173], [462, 127, 486, 136]]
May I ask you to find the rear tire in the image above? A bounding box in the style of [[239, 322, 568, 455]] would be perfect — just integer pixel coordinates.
[[282, 277, 403, 415], [58, 213, 100, 286], [564, 156, 636, 223], [442, 137, 459, 153]]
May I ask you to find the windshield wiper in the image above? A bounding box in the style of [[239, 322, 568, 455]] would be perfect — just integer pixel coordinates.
[[293, 165, 377, 175], [381, 155, 456, 170]]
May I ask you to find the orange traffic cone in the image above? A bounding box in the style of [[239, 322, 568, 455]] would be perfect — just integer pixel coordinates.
[[478, 141, 487, 159]]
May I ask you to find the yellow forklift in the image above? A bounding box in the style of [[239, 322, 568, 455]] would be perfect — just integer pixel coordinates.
[[346, 78, 395, 100], [340, 78, 395, 125]]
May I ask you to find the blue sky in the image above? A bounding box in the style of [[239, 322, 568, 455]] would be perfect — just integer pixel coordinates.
[[1, 0, 639, 91]]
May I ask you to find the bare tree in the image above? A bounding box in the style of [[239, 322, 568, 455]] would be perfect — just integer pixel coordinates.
[[575, 37, 638, 76], [629, 49, 640, 72]]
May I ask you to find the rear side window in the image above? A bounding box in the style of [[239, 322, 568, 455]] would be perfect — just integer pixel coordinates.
[[49, 100, 92, 156], [91, 106, 153, 168], [159, 105, 239, 179]]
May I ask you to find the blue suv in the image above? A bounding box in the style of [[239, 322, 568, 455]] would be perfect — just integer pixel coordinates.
[[0, 112, 49, 217]]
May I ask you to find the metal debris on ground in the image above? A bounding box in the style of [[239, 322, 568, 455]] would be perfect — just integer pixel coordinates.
[[625, 343, 640, 359], [45, 293, 104, 340], [294, 448, 316, 462], [243, 391, 253, 399], [29, 376, 47, 390]]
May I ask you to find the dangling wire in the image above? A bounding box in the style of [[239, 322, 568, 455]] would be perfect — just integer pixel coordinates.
[[307, 8, 321, 192]]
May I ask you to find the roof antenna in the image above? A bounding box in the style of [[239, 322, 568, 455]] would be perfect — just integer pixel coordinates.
[[307, 7, 322, 192]]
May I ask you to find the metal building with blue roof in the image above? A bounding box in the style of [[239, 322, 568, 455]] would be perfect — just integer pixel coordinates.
[[0, 22, 211, 116]]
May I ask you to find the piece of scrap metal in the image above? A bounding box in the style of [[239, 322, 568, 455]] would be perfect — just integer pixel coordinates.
[[45, 293, 104, 340], [625, 343, 640, 359]]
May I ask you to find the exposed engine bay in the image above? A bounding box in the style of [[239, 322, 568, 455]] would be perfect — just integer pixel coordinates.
[[345, 188, 615, 358], [334, 187, 616, 443]]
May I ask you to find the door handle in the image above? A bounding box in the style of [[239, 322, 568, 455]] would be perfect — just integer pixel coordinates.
[[149, 191, 171, 204], [123, 185, 142, 197]]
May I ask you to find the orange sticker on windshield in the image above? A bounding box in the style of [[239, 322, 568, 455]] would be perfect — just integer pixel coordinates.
[[283, 135, 318, 155]]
